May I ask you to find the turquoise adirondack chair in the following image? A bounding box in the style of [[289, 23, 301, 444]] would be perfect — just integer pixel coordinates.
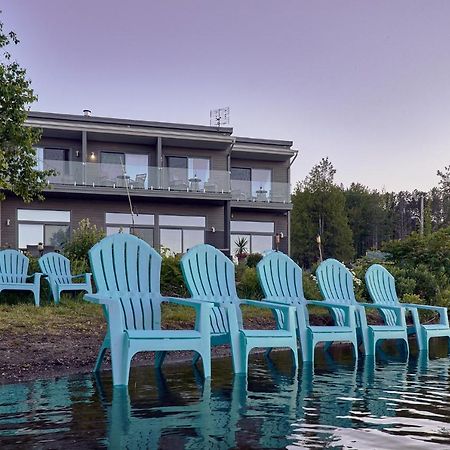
[[316, 258, 409, 357], [84, 234, 213, 386], [0, 249, 42, 306], [180, 244, 298, 374], [38, 252, 92, 303], [365, 264, 450, 354], [256, 251, 358, 362]]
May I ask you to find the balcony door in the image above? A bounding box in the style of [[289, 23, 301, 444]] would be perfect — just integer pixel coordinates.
[[100, 152, 148, 188], [167, 157, 210, 190], [44, 148, 70, 177]]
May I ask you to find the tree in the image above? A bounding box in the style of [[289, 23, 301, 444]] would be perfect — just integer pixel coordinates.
[[291, 157, 354, 267], [0, 13, 53, 202], [344, 183, 388, 256], [437, 165, 450, 227]]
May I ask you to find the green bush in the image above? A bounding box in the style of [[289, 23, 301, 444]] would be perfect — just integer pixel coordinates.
[[237, 267, 264, 300], [246, 253, 263, 268], [63, 219, 105, 271], [302, 272, 321, 299], [160, 255, 188, 298]]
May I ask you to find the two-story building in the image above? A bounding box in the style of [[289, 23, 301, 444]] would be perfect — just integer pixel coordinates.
[[0, 111, 296, 257]]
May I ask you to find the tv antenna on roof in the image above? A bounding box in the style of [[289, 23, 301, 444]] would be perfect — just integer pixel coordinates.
[[210, 107, 230, 129]]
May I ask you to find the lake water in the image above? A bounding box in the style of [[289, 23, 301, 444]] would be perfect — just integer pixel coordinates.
[[1, 345, 450, 449]]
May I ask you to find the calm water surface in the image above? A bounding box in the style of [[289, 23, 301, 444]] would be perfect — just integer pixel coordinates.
[[1, 345, 450, 449]]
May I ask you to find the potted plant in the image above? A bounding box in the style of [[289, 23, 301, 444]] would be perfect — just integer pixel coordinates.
[[234, 237, 249, 264]]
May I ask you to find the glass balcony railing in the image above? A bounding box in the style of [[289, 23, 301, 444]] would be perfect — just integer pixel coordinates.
[[42, 161, 231, 195], [231, 180, 291, 204], [41, 160, 291, 203]]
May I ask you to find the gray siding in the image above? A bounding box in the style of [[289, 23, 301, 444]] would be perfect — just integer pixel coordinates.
[[1, 195, 226, 250]]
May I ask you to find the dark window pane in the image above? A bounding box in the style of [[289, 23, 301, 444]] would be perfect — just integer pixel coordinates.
[[44, 148, 70, 175], [45, 225, 70, 247], [132, 228, 154, 246], [167, 156, 188, 169], [231, 167, 251, 181]]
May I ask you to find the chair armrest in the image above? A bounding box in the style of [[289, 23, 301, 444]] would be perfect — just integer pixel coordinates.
[[401, 303, 446, 313], [27, 273, 43, 279], [358, 302, 404, 311], [162, 296, 213, 308], [306, 299, 353, 311], [241, 298, 293, 312], [84, 293, 114, 306], [27, 273, 43, 285], [402, 303, 449, 326], [357, 302, 406, 327], [71, 274, 86, 279]]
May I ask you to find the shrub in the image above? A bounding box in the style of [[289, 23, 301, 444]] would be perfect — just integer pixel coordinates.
[[246, 253, 263, 268], [302, 272, 321, 299], [237, 267, 264, 300], [160, 254, 188, 298], [63, 219, 105, 271]]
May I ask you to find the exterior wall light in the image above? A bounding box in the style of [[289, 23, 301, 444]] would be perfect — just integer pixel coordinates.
[[89, 152, 96, 161]]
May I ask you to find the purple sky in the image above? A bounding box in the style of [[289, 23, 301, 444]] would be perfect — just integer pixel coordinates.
[[3, 0, 450, 192]]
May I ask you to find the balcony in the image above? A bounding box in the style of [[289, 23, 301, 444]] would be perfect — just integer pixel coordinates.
[[41, 160, 231, 197], [231, 180, 291, 205], [40, 160, 291, 205]]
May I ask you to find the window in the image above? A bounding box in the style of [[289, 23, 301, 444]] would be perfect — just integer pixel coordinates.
[[100, 152, 149, 188], [231, 220, 274, 256], [159, 214, 205, 254], [17, 209, 70, 249], [231, 167, 272, 200], [105, 212, 154, 245], [167, 157, 210, 190]]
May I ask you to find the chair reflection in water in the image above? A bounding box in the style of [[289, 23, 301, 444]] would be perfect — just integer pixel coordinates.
[[98, 359, 301, 449]]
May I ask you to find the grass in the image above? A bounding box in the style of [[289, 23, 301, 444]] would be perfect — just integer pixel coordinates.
[[0, 294, 335, 337], [0, 296, 104, 334]]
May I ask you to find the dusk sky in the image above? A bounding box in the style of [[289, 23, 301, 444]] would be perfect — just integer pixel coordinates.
[[3, 1, 450, 192]]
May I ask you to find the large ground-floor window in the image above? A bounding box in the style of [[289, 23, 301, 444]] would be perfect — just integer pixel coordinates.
[[231, 220, 274, 256], [17, 209, 71, 249], [159, 215, 205, 254], [105, 212, 154, 245]]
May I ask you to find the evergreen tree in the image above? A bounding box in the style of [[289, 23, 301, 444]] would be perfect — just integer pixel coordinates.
[[291, 158, 354, 267]]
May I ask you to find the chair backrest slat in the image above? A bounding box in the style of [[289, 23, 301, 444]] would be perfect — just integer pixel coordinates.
[[39, 253, 73, 285], [316, 259, 357, 327], [365, 264, 399, 326], [89, 234, 162, 331], [316, 259, 356, 304], [0, 250, 29, 283], [181, 244, 235, 334], [257, 251, 306, 329], [257, 251, 305, 303]]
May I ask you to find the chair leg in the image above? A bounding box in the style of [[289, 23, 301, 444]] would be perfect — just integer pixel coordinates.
[[230, 337, 245, 374], [94, 337, 109, 373], [155, 351, 167, 369], [192, 352, 201, 366], [33, 288, 40, 307], [51, 285, 60, 304], [352, 338, 359, 361], [201, 351, 211, 378], [110, 344, 129, 387], [265, 348, 273, 358], [366, 331, 376, 357], [420, 333, 429, 354], [291, 346, 299, 368]]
